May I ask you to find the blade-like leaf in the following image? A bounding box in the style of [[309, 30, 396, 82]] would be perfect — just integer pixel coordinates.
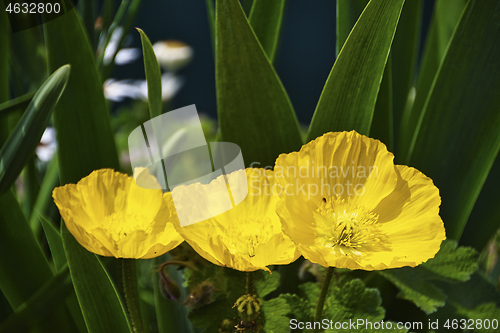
[[398, 0, 466, 158], [0, 92, 35, 118], [29, 155, 59, 235], [0, 190, 73, 332], [408, 0, 500, 240], [39, 214, 66, 271], [248, 0, 286, 62], [390, 0, 422, 150], [216, 0, 302, 167], [0, 65, 70, 194], [0, 265, 73, 333], [62, 224, 132, 333], [336, 0, 369, 56], [370, 58, 393, 150], [206, 0, 216, 52], [137, 28, 163, 119], [307, 0, 405, 141], [44, 8, 120, 185], [0, 7, 9, 146]]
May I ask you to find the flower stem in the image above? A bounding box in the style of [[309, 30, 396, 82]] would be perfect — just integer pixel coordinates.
[[121, 259, 144, 333], [245, 271, 256, 294], [314, 267, 334, 326]]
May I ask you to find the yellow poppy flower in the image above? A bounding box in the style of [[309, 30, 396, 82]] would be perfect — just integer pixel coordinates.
[[274, 131, 446, 270], [170, 168, 300, 272], [53, 168, 183, 259]]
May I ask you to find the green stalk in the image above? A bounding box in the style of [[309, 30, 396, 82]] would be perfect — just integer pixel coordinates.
[[121, 259, 144, 333], [314, 267, 334, 329]]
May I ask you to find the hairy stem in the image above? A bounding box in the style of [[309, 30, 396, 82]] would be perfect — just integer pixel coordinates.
[[314, 267, 335, 329], [122, 259, 144, 333]]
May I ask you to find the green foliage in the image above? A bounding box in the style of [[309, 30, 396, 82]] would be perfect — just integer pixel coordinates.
[[248, 0, 285, 62], [0, 65, 70, 194], [406, 0, 500, 241], [307, 0, 405, 141], [380, 240, 478, 314], [137, 28, 163, 119], [216, 0, 302, 167]]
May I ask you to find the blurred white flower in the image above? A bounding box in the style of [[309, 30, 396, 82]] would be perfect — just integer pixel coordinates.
[[36, 127, 57, 162], [103, 74, 184, 102], [115, 48, 141, 65], [153, 40, 193, 71], [103, 26, 124, 66]]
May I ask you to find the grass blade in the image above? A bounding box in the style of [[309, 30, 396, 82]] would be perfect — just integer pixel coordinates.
[[216, 0, 302, 167], [0, 65, 70, 194], [137, 28, 163, 119], [398, 0, 467, 158], [307, 0, 405, 141], [408, 0, 500, 241], [248, 0, 286, 62], [336, 0, 369, 56]]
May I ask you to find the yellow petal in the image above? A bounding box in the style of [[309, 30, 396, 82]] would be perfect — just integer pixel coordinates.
[[53, 168, 183, 258], [170, 168, 299, 271]]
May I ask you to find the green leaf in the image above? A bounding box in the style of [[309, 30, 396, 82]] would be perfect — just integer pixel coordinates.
[[255, 270, 280, 299], [137, 28, 163, 119], [44, 8, 120, 185], [380, 240, 478, 314], [0, 7, 10, 146], [153, 254, 193, 333], [0, 65, 70, 194], [39, 214, 67, 271], [206, 0, 216, 52], [398, 0, 466, 159], [0, 265, 73, 333], [336, 0, 369, 56], [61, 224, 132, 333], [370, 58, 393, 150], [456, 303, 500, 333], [216, 0, 302, 167], [0, 92, 35, 118], [29, 155, 59, 234], [390, 0, 422, 149], [261, 297, 290, 333], [0, 190, 73, 332], [248, 0, 285, 62], [307, 0, 405, 141], [406, 0, 500, 240]]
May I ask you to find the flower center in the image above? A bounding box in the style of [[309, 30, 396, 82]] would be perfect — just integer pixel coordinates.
[[314, 196, 387, 257], [224, 217, 277, 258]]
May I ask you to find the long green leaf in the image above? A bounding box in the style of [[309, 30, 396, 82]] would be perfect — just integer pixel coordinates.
[[248, 0, 286, 62], [44, 8, 120, 185], [137, 28, 163, 119], [408, 0, 500, 241], [336, 0, 369, 56], [398, 0, 466, 158], [0, 6, 9, 146], [39, 214, 67, 271], [370, 58, 393, 151], [29, 155, 59, 235], [206, 0, 216, 52], [62, 224, 132, 333], [0, 190, 72, 332], [0, 92, 35, 118], [216, 0, 302, 167], [307, 0, 405, 141], [0, 265, 73, 333], [0, 65, 70, 194], [390, 0, 422, 152]]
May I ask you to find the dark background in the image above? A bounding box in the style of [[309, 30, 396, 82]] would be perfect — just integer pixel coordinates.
[[109, 0, 436, 125]]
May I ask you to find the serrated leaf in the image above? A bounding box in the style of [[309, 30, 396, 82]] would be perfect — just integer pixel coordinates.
[[261, 297, 290, 333], [216, 0, 302, 167], [380, 240, 479, 314], [248, 0, 285, 62], [0, 65, 70, 194], [423, 240, 478, 282], [137, 28, 162, 119], [455, 303, 500, 333], [255, 270, 280, 299], [307, 0, 405, 141]]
